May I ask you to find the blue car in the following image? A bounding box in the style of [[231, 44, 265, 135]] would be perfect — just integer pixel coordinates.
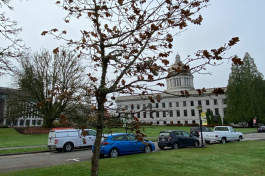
[[92, 133, 155, 158]]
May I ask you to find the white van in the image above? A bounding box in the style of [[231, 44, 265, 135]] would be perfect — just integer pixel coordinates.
[[47, 129, 96, 152]]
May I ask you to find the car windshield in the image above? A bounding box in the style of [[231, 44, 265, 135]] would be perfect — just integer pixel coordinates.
[[159, 132, 170, 136], [101, 137, 108, 142]]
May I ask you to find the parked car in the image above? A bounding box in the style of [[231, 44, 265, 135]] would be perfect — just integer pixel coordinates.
[[48, 129, 96, 152], [257, 126, 265, 132], [92, 133, 155, 158], [158, 130, 200, 149], [203, 126, 243, 144], [190, 126, 212, 138]]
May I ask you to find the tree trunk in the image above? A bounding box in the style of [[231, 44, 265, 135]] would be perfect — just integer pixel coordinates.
[[91, 96, 105, 176], [43, 118, 54, 128], [248, 119, 253, 128], [91, 127, 103, 176]]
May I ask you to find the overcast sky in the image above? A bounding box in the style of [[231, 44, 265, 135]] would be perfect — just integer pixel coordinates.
[[1, 0, 265, 90]]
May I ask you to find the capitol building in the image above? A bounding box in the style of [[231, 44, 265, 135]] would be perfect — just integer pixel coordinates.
[[116, 54, 227, 125]]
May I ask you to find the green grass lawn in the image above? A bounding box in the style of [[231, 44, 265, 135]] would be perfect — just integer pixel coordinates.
[[1, 140, 264, 176], [0, 128, 48, 148], [0, 126, 257, 148], [108, 126, 258, 137], [0, 147, 49, 155]]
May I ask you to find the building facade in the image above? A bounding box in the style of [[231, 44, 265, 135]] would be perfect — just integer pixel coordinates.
[[116, 54, 227, 125], [0, 87, 43, 127]]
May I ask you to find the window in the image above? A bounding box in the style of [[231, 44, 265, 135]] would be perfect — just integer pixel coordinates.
[[215, 108, 219, 115], [176, 110, 180, 117], [206, 100, 209, 105], [162, 103, 165, 108], [176, 102, 179, 107], [143, 112, 146, 118], [198, 100, 201, 106], [185, 121, 188, 124], [19, 120, 24, 126], [137, 112, 140, 118], [169, 110, 173, 117], [137, 104, 140, 109], [190, 101, 194, 106], [150, 112, 154, 118], [143, 104, 146, 109], [32, 120, 36, 125], [131, 113, 134, 118], [156, 103, 159, 108], [177, 121, 181, 124], [26, 120, 30, 126], [222, 99, 226, 104], [182, 131, 190, 137], [192, 120, 196, 124], [191, 109, 195, 116], [156, 111, 159, 118], [157, 121, 159, 125], [207, 109, 211, 113], [163, 111, 166, 117], [214, 99, 218, 105], [223, 108, 226, 114], [184, 110, 187, 116], [183, 101, 186, 107], [169, 102, 172, 107], [163, 121, 166, 125]]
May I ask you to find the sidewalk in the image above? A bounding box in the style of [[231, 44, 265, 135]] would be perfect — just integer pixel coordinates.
[[0, 145, 47, 150]]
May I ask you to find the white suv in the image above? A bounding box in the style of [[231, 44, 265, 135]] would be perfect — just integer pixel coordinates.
[[47, 129, 96, 152]]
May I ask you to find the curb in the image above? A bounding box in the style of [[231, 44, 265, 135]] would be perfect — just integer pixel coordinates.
[[0, 150, 52, 157]]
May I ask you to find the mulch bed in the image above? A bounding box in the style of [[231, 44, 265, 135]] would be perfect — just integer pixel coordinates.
[[13, 126, 75, 135]]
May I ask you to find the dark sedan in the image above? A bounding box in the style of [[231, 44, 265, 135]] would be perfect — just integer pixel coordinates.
[[257, 126, 265, 132], [158, 130, 200, 149]]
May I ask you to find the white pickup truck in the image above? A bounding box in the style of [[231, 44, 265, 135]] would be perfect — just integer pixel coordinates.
[[203, 126, 243, 144], [47, 129, 96, 152]]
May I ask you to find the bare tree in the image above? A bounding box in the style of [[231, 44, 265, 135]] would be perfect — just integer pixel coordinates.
[[13, 48, 87, 127], [0, 0, 28, 76], [42, 0, 242, 175]]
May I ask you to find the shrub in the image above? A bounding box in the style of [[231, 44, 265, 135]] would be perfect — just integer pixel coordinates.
[[0, 124, 9, 128], [166, 123, 183, 126], [184, 123, 200, 127]]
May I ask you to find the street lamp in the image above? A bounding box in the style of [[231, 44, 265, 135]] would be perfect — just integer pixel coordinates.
[[196, 104, 205, 148]]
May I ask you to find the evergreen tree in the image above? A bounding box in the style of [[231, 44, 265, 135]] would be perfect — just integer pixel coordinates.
[[218, 115, 222, 125], [225, 52, 265, 126], [206, 111, 211, 125], [210, 110, 214, 125]]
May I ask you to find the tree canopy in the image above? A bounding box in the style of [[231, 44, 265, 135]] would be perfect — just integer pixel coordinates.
[[225, 52, 265, 127], [13, 48, 87, 127], [42, 0, 242, 175]]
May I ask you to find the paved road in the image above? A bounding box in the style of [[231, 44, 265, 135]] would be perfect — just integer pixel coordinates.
[[0, 133, 264, 173]]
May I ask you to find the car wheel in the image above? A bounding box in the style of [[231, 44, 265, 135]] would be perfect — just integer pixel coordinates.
[[220, 138, 226, 144], [172, 142, 179, 149], [108, 148, 119, 158], [205, 141, 210, 144], [194, 141, 199, 147], [56, 148, 63, 152], [158, 146, 164, 149], [63, 142, 73, 152], [144, 146, 151, 153], [238, 136, 243, 142]]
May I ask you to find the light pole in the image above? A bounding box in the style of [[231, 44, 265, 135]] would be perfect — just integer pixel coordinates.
[[196, 104, 205, 148]]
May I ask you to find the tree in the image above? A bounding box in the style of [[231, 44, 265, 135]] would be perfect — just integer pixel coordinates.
[[0, 0, 28, 76], [13, 48, 87, 127], [225, 52, 265, 127], [210, 110, 214, 125], [42, 0, 242, 175], [206, 111, 210, 125], [217, 115, 222, 125]]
